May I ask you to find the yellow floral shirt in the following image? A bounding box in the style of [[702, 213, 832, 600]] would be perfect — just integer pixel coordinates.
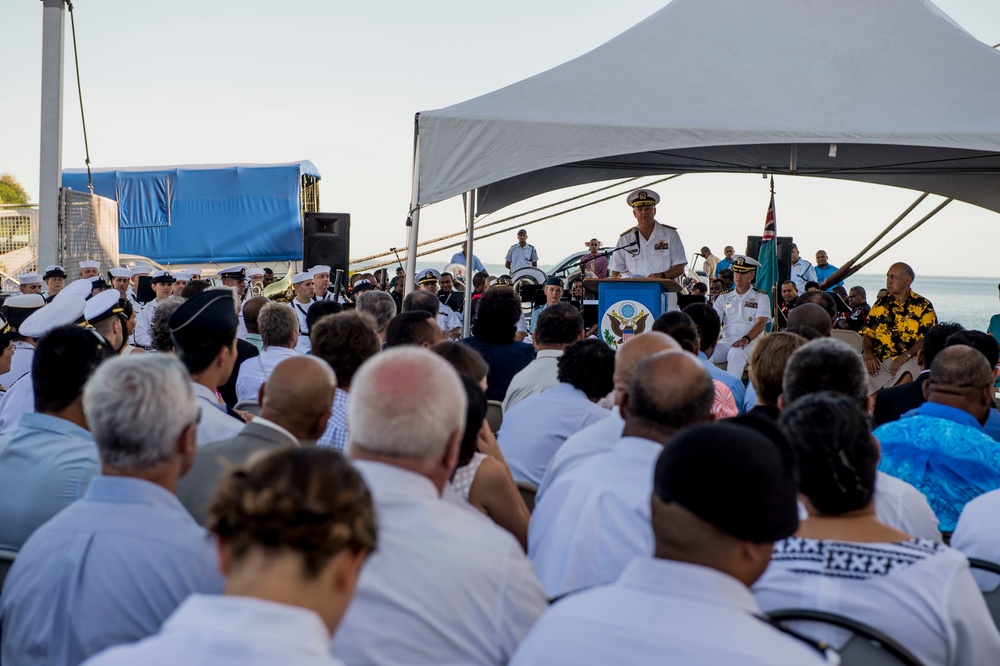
[[861, 290, 937, 361]]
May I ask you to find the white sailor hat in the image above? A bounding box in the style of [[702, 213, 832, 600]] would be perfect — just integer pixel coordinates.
[[730, 255, 761, 273], [2, 294, 46, 330], [626, 189, 660, 208], [246, 267, 265, 278], [217, 265, 248, 280], [130, 265, 153, 276], [188, 267, 203, 277], [310, 265, 332, 275], [83, 289, 125, 325], [19, 272, 43, 285], [291, 271, 313, 285], [43, 265, 67, 279], [20, 291, 88, 338], [172, 272, 193, 281], [108, 268, 132, 279], [79, 260, 101, 270], [53, 275, 102, 304]]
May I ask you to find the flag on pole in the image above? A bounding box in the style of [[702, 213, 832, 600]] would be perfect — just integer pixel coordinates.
[[756, 177, 779, 298]]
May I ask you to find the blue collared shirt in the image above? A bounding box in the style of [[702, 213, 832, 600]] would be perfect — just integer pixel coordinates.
[[0, 476, 224, 666], [0, 412, 98, 551], [814, 264, 844, 289], [699, 351, 746, 414], [876, 402, 1000, 532]]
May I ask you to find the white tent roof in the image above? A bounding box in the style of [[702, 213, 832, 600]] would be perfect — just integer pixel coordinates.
[[413, 0, 1000, 215]]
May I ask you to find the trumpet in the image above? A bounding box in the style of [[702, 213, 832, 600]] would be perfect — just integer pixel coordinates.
[[250, 281, 264, 297]]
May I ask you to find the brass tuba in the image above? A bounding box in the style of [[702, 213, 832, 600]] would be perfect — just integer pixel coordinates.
[[262, 272, 294, 303]]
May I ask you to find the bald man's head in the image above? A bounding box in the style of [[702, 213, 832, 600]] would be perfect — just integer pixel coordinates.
[[624, 349, 714, 440], [786, 302, 832, 337], [614, 332, 680, 392], [926, 345, 994, 424], [259, 356, 337, 441]]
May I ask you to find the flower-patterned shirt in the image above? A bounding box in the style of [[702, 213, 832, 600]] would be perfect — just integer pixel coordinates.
[[860, 290, 936, 361]]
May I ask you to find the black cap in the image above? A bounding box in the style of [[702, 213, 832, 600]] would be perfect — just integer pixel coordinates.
[[150, 270, 176, 285], [43, 265, 67, 280], [653, 422, 799, 542], [168, 290, 238, 352], [543, 277, 563, 287], [353, 279, 376, 293]]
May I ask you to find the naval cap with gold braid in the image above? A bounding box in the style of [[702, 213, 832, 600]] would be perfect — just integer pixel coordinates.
[[627, 188, 660, 208]]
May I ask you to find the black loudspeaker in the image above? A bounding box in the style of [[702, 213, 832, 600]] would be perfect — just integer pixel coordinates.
[[745, 235, 794, 285], [304, 213, 350, 273]]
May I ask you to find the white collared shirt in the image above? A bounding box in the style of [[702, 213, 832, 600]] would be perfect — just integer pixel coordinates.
[[82, 595, 343, 666], [511, 558, 832, 665], [0, 370, 34, 435], [875, 471, 941, 541], [0, 341, 33, 392], [498, 383, 609, 485], [528, 436, 661, 598], [952, 487, 1000, 590], [437, 302, 461, 332], [133, 298, 166, 348], [536, 406, 625, 502], [501, 350, 563, 413], [191, 382, 243, 446], [755, 536, 1000, 666], [331, 460, 547, 665], [714, 287, 772, 342], [608, 220, 686, 277], [234, 346, 302, 403]]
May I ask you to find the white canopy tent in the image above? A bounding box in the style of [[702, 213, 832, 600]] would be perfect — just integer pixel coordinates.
[[405, 0, 1000, 295]]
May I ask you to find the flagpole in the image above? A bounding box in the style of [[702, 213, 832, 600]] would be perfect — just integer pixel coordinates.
[[769, 176, 778, 328]]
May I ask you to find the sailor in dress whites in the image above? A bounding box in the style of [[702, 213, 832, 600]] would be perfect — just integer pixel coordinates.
[[217, 265, 249, 339], [246, 267, 265, 296], [41, 265, 67, 302], [711, 255, 772, 380], [17, 272, 43, 295], [133, 270, 176, 348], [78, 260, 101, 280], [416, 269, 461, 338], [609, 189, 687, 279], [0, 295, 45, 395], [289, 270, 315, 353], [310, 264, 335, 302]]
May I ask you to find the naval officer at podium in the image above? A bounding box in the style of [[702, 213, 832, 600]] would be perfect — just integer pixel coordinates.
[[609, 189, 687, 280]]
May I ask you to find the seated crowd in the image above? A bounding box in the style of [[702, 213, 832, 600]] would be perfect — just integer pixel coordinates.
[[1, 256, 1000, 666]]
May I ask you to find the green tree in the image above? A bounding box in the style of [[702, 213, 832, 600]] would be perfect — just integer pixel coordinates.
[[0, 173, 29, 205]]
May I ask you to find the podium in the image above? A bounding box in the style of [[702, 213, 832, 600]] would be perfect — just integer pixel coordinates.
[[583, 278, 680, 348]]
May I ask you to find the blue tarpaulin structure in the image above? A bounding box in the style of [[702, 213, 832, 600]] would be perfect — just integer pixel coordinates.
[[62, 161, 320, 264]]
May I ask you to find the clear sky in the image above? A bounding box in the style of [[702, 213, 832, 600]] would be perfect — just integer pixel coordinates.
[[3, 0, 1000, 279]]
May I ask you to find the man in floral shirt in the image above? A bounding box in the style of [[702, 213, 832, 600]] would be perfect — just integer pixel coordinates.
[[861, 262, 937, 394]]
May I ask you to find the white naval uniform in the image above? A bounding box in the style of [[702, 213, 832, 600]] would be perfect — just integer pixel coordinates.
[[608, 221, 686, 278], [754, 536, 1000, 666], [510, 557, 833, 666], [0, 371, 33, 435], [711, 287, 771, 379], [133, 298, 167, 348], [437, 302, 461, 333], [0, 342, 33, 394], [313, 290, 335, 302], [81, 594, 345, 666], [331, 460, 547, 666], [191, 383, 243, 447], [290, 300, 312, 354], [790, 258, 817, 292]]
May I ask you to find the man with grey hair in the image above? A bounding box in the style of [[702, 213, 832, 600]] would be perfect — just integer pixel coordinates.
[[234, 302, 301, 403], [331, 347, 547, 665], [356, 289, 396, 343], [528, 350, 715, 598], [0, 355, 223, 666]]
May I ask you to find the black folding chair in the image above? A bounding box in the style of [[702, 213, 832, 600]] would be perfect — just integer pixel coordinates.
[[768, 608, 924, 666]]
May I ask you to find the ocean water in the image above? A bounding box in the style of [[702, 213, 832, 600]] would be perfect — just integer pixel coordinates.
[[847, 274, 998, 333]]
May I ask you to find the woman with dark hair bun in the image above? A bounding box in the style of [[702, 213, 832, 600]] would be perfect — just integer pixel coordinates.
[[753, 392, 1000, 666], [84, 448, 377, 665]]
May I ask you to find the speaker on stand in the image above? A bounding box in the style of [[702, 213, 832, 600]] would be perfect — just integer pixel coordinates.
[[745, 235, 793, 285], [303, 213, 351, 273]]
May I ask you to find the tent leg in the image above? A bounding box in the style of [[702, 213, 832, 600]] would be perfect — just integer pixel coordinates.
[[463, 191, 475, 338], [404, 208, 419, 297], [38, 0, 65, 271]]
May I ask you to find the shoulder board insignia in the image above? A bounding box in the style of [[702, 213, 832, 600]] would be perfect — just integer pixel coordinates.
[[753, 288, 767, 294], [724, 287, 735, 293], [660, 223, 677, 230], [620, 227, 637, 237]]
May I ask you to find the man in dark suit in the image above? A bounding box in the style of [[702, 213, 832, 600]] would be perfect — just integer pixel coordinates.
[[873, 322, 963, 427], [177, 355, 336, 525]]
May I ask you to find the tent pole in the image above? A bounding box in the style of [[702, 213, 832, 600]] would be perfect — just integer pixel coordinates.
[[404, 116, 421, 297], [38, 0, 66, 271], [463, 190, 475, 337]]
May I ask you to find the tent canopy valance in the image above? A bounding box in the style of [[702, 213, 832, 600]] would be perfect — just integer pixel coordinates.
[[411, 0, 1000, 216]]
